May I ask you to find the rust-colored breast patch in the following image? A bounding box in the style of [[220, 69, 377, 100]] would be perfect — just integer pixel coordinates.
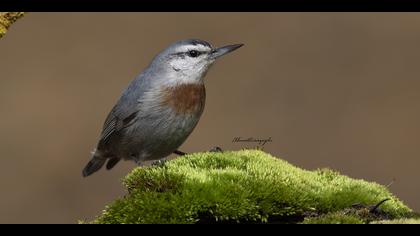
[[161, 83, 206, 114]]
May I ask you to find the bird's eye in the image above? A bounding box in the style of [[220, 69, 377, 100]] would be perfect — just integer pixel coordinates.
[[187, 50, 200, 57]]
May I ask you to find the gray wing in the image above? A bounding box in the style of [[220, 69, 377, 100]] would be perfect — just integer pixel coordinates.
[[98, 73, 150, 147], [99, 105, 139, 143]]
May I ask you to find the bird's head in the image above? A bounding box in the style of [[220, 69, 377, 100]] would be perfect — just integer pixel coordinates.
[[149, 39, 243, 85]]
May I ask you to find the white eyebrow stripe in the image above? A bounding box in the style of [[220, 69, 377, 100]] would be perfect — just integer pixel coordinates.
[[176, 44, 210, 53]]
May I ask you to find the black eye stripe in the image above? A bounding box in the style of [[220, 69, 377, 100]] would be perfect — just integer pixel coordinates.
[[169, 50, 206, 58]]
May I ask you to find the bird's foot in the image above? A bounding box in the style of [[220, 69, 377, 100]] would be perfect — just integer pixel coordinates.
[[151, 159, 168, 167], [209, 146, 223, 152], [173, 146, 223, 157], [173, 150, 187, 156]]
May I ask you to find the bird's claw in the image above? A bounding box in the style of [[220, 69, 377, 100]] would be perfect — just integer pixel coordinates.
[[151, 159, 167, 167], [209, 146, 223, 152]]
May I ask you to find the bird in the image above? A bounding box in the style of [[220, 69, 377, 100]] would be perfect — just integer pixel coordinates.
[[82, 39, 243, 177]]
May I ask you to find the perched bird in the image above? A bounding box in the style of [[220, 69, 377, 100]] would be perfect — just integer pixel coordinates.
[[82, 39, 243, 177]]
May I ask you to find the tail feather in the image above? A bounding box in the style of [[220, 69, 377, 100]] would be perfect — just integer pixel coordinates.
[[82, 156, 106, 177], [106, 157, 121, 170]]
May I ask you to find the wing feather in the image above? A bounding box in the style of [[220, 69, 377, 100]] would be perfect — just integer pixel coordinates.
[[96, 72, 152, 146]]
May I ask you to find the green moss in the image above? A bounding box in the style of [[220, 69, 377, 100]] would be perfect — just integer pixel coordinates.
[[371, 218, 420, 224], [0, 12, 25, 39], [302, 212, 364, 224], [90, 150, 412, 224]]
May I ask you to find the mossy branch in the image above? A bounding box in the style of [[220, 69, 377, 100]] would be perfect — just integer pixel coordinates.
[[85, 150, 419, 224], [0, 12, 25, 39]]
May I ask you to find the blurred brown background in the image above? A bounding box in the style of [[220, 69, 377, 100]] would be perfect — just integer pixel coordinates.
[[0, 13, 419, 223]]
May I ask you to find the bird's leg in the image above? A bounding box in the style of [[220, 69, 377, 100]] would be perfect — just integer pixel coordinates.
[[173, 150, 187, 156], [154, 146, 224, 167], [173, 146, 223, 156], [151, 158, 168, 167], [209, 146, 223, 152]]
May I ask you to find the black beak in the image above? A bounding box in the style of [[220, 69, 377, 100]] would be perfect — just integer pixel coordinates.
[[210, 44, 244, 59]]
